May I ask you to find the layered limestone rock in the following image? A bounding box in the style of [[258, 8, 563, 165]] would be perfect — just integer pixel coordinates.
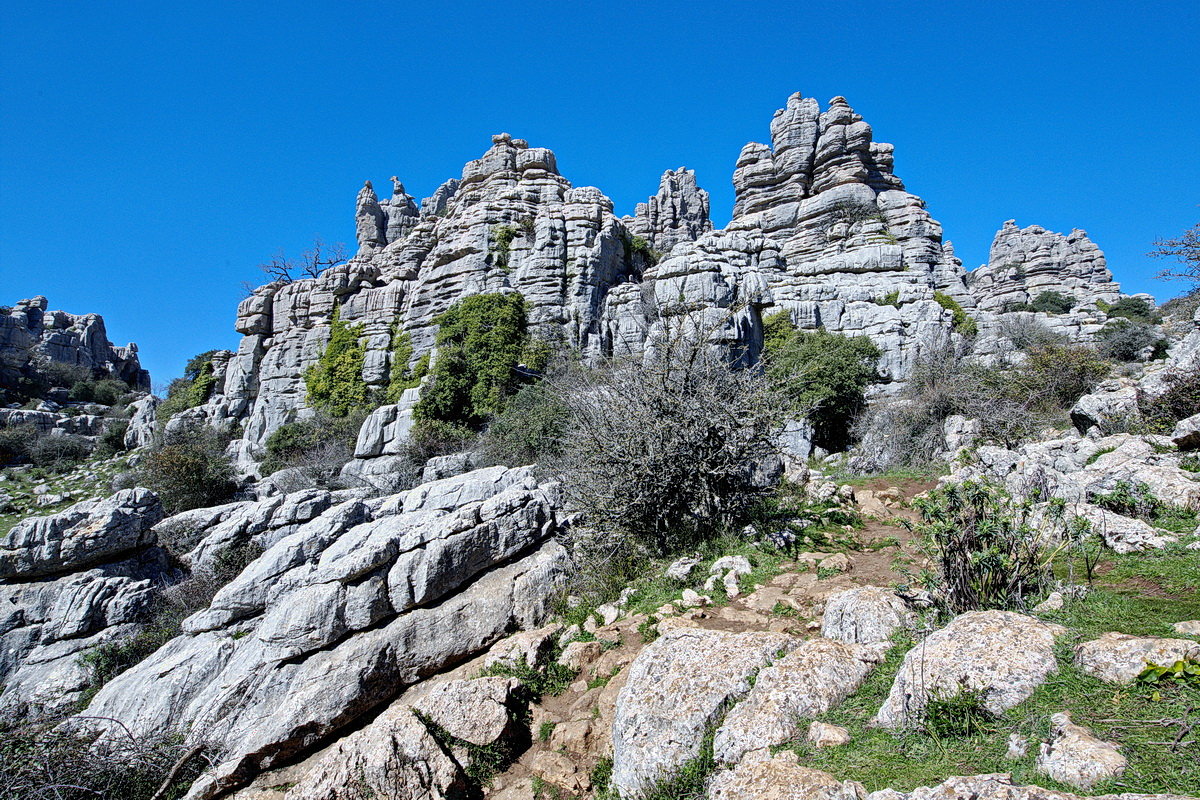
[[0, 490, 172, 718], [188, 93, 991, 456], [0, 295, 150, 393], [969, 221, 1122, 313], [75, 465, 568, 800]]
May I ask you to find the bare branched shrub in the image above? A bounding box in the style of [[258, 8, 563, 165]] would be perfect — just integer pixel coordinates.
[[548, 317, 785, 558], [997, 315, 1066, 352]]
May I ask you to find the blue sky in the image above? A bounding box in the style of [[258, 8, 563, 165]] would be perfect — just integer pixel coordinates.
[[2, 1, 1197, 387]]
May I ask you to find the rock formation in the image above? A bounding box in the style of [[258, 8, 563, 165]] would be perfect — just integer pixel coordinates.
[[0, 295, 149, 395]]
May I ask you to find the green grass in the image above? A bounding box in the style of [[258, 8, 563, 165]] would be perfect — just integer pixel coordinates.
[[781, 581, 1200, 795], [831, 463, 949, 487]]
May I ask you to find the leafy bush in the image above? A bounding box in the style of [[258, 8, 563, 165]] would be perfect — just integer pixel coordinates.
[[69, 378, 133, 406], [304, 305, 370, 416], [95, 418, 130, 456], [0, 423, 39, 465], [260, 410, 364, 481], [1088, 479, 1161, 519], [934, 292, 978, 336], [415, 293, 532, 429], [39, 359, 93, 391], [1027, 290, 1075, 314], [384, 327, 430, 402], [908, 480, 1053, 613], [478, 382, 568, 467], [28, 434, 92, 471], [1140, 367, 1200, 432], [874, 290, 901, 307], [1105, 296, 1161, 324], [1097, 320, 1161, 362], [549, 323, 783, 556], [157, 351, 219, 421], [762, 311, 881, 451], [490, 224, 517, 270], [135, 424, 236, 513]]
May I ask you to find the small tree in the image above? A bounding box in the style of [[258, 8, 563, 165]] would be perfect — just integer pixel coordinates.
[[761, 311, 881, 451], [1150, 220, 1200, 283], [136, 424, 236, 513], [549, 321, 784, 555], [259, 238, 348, 283]]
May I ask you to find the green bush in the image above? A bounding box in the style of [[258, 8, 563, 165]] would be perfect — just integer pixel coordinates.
[[478, 382, 569, 467], [1028, 290, 1075, 314], [491, 224, 517, 270], [909, 480, 1053, 613], [95, 419, 130, 456], [68, 378, 132, 406], [157, 351, 219, 421], [384, 327, 430, 403], [414, 293, 532, 430], [260, 410, 364, 480], [28, 434, 92, 471], [1140, 367, 1200, 432], [304, 305, 370, 417], [1098, 320, 1161, 362], [933, 292, 978, 336], [0, 423, 38, 465], [762, 311, 881, 451], [1105, 296, 1161, 324], [135, 424, 236, 513]]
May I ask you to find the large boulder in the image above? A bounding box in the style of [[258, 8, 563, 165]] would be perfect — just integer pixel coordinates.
[[1074, 632, 1200, 684], [821, 585, 915, 644], [0, 488, 164, 579], [714, 637, 887, 765], [610, 627, 797, 798], [873, 611, 1065, 728], [1036, 712, 1126, 790], [75, 467, 567, 800]]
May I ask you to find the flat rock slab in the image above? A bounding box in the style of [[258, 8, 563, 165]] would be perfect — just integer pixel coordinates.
[[821, 585, 915, 644], [1075, 632, 1200, 684], [864, 773, 1194, 800], [714, 637, 887, 764], [611, 627, 797, 799], [708, 753, 865, 800], [873, 611, 1065, 728]]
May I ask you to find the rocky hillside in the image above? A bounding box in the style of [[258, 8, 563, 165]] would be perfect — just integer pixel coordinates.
[[3, 93, 1199, 800]]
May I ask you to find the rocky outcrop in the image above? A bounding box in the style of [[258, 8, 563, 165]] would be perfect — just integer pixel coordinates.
[[622, 168, 713, 255], [969, 221, 1122, 313], [0, 489, 164, 579], [611, 627, 797, 798], [1036, 712, 1127, 790], [713, 637, 887, 765], [0, 295, 149, 394], [873, 611, 1064, 728], [75, 466, 567, 800], [1074, 632, 1200, 684]]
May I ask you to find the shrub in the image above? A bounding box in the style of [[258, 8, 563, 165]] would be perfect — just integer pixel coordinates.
[[922, 686, 997, 738], [304, 305, 370, 416], [1089, 479, 1160, 519], [0, 423, 38, 464], [40, 360, 93, 391], [415, 293, 532, 429], [997, 315, 1066, 351], [762, 311, 881, 451], [478, 382, 569, 467], [874, 290, 900, 307], [1097, 319, 1160, 362], [69, 378, 132, 406], [135, 424, 236, 513], [909, 480, 1053, 613], [157, 352, 218, 421], [96, 418, 130, 456], [260, 410, 365, 481], [1027, 290, 1075, 314], [1161, 288, 1200, 319], [28, 434, 92, 471], [490, 224, 518, 270], [549, 323, 783, 556], [1105, 296, 1161, 324], [934, 292, 978, 336], [1140, 367, 1200, 432], [384, 327, 430, 403]]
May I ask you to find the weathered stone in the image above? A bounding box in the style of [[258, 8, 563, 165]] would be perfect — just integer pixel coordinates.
[[611, 627, 797, 798], [821, 586, 914, 644], [866, 773, 1190, 800], [1036, 712, 1127, 790], [714, 637, 886, 764], [807, 721, 851, 748], [708, 753, 865, 800], [1074, 632, 1200, 684], [873, 611, 1065, 728]]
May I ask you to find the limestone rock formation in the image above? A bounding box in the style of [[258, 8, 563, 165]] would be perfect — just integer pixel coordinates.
[[0, 295, 149, 394], [610, 627, 797, 798], [969, 221, 1122, 313], [76, 465, 567, 799], [873, 611, 1065, 728], [622, 167, 713, 255]]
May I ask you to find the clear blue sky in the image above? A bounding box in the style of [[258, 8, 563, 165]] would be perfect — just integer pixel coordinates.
[[2, 1, 1197, 388]]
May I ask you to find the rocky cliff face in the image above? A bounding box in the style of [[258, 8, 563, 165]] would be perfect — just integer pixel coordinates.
[[0, 295, 150, 395], [969, 221, 1122, 313], [191, 93, 1024, 454]]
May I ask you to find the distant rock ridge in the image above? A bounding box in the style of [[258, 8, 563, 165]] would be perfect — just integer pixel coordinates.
[[178, 92, 1129, 458], [0, 295, 150, 395]]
